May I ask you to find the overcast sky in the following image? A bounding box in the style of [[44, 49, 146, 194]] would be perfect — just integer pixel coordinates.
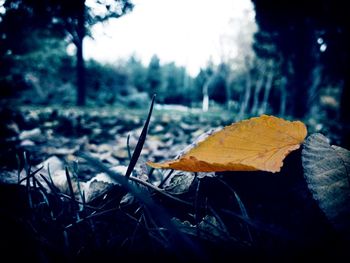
[[83, 0, 255, 76]]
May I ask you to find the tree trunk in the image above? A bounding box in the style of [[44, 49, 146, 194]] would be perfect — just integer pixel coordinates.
[[251, 69, 265, 115], [225, 78, 231, 110], [306, 65, 322, 116], [76, 0, 86, 106], [202, 82, 209, 112], [259, 69, 274, 114], [279, 76, 287, 116], [237, 72, 252, 120]]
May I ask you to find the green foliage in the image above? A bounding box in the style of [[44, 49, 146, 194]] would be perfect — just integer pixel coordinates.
[[0, 0, 134, 42], [0, 30, 76, 104], [0, 0, 134, 106]]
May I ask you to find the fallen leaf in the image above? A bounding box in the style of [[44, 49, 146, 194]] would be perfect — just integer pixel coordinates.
[[147, 115, 307, 173], [19, 128, 42, 141], [302, 133, 350, 234]]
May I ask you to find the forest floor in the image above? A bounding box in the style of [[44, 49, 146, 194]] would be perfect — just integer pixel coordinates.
[[0, 104, 348, 262], [1, 104, 232, 170]]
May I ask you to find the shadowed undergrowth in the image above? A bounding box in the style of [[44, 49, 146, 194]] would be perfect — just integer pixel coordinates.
[[0, 99, 348, 262]]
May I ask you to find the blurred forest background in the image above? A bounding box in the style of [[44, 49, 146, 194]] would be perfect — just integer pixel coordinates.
[[0, 1, 349, 261], [0, 0, 349, 147]]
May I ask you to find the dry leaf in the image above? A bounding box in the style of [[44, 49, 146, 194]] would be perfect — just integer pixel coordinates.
[[302, 133, 350, 234], [147, 115, 307, 173]]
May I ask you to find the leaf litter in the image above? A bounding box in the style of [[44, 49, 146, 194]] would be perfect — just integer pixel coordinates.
[[1, 106, 349, 261]]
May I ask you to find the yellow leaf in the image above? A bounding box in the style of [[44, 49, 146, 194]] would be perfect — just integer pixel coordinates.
[[147, 115, 307, 173]]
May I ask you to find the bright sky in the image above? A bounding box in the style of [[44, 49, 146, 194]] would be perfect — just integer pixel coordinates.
[[84, 0, 255, 76]]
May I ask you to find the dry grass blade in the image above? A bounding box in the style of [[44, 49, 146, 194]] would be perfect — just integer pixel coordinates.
[[78, 151, 206, 261], [125, 94, 155, 179], [218, 178, 252, 241], [65, 168, 75, 201], [16, 154, 21, 183], [32, 176, 55, 219], [130, 176, 192, 206], [18, 166, 43, 184], [39, 173, 60, 194], [65, 167, 79, 218], [218, 178, 250, 219], [126, 134, 132, 160]]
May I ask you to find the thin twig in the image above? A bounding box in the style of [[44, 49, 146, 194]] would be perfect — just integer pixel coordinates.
[[129, 175, 192, 207], [18, 166, 43, 184], [16, 154, 20, 183], [65, 207, 119, 229], [129, 212, 144, 250], [65, 167, 79, 220]]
